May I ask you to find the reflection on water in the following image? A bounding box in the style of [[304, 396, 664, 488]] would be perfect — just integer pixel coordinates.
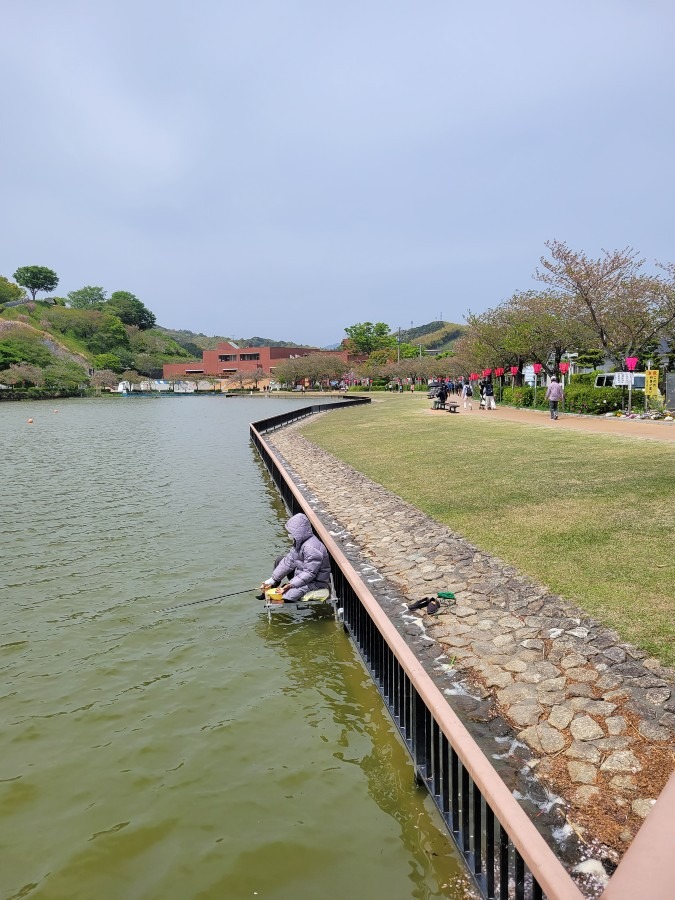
[[1, 397, 472, 899]]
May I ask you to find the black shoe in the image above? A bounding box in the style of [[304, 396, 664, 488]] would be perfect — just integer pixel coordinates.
[[407, 597, 431, 611], [427, 600, 441, 616]]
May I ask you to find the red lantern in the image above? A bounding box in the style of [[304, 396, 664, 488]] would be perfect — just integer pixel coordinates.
[[532, 363, 543, 374], [494, 367, 504, 377], [625, 356, 639, 372], [559, 362, 569, 375], [482, 368, 492, 377], [470, 372, 479, 381], [510, 366, 518, 376]]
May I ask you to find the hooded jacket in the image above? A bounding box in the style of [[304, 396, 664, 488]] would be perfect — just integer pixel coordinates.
[[271, 513, 331, 591]]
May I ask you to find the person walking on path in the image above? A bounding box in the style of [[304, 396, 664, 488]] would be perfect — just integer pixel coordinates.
[[483, 379, 496, 410], [461, 380, 473, 410], [545, 376, 564, 419]]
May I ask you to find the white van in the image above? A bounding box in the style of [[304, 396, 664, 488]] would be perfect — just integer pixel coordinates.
[[595, 373, 646, 389]]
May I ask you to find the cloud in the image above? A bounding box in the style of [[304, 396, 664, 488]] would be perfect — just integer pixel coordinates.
[[2, 1, 675, 344]]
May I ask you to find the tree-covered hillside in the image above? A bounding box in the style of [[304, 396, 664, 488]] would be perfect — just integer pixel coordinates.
[[0, 299, 191, 391], [398, 321, 466, 350], [157, 327, 313, 355]]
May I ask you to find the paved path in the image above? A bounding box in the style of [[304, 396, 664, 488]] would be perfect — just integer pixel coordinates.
[[426, 402, 675, 442]]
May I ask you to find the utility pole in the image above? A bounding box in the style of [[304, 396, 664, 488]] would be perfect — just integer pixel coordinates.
[[397, 327, 401, 363]]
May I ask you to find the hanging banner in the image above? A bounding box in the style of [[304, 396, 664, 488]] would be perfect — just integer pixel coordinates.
[[645, 370, 659, 396]]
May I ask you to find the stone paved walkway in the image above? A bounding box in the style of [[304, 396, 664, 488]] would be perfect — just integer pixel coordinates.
[[266, 418, 675, 874]]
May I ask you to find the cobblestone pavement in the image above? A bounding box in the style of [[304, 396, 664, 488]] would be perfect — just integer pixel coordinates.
[[267, 420, 675, 870]]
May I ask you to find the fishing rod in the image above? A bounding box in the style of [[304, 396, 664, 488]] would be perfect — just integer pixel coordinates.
[[154, 587, 259, 614]]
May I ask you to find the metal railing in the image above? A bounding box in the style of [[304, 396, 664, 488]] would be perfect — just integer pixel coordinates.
[[251, 396, 370, 436], [250, 403, 674, 900]]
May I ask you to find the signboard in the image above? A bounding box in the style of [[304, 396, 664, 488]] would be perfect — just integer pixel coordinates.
[[612, 372, 632, 386], [645, 370, 659, 397]]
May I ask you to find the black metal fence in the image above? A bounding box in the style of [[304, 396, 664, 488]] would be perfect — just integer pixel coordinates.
[[251, 403, 580, 900], [337, 569, 542, 900]]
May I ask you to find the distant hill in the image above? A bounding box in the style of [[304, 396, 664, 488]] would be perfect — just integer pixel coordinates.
[[158, 323, 466, 356], [157, 327, 313, 356], [398, 321, 465, 351]]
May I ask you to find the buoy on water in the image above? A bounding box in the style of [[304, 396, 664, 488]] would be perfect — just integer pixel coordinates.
[[27, 418, 34, 424]]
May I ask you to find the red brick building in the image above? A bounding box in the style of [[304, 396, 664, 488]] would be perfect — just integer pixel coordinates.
[[163, 341, 352, 379]]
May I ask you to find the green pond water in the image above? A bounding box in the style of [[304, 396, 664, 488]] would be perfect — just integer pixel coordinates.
[[1, 397, 472, 899]]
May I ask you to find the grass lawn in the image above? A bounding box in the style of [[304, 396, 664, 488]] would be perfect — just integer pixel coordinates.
[[301, 395, 675, 666]]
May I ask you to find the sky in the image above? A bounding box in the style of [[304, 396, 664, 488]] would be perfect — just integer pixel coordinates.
[[2, 1, 674, 347]]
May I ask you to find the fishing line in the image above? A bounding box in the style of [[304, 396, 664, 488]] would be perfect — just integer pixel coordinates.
[[154, 587, 258, 614]]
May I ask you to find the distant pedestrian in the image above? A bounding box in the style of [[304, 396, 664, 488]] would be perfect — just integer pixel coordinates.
[[437, 383, 448, 406], [545, 377, 564, 420], [461, 381, 473, 410], [483, 379, 496, 410]]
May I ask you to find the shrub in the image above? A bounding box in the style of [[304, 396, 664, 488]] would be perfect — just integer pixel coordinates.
[[0, 337, 54, 370], [564, 385, 643, 415], [502, 385, 534, 407]]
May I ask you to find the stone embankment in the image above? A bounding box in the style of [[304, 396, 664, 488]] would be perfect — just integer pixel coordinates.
[[267, 421, 674, 867]]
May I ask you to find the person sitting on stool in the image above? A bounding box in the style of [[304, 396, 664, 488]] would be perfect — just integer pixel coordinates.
[[260, 513, 331, 602]]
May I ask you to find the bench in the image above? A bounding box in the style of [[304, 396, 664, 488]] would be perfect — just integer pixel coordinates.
[[432, 400, 460, 412]]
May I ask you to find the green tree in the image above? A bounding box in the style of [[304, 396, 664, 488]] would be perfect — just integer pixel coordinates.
[[343, 322, 394, 355], [13, 266, 59, 301], [93, 353, 123, 372], [67, 285, 107, 308], [87, 314, 131, 355], [105, 291, 156, 330], [43, 360, 88, 390], [575, 348, 605, 369], [0, 337, 53, 370], [0, 276, 26, 305]]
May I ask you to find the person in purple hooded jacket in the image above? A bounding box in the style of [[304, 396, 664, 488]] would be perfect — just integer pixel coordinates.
[[260, 513, 331, 602]]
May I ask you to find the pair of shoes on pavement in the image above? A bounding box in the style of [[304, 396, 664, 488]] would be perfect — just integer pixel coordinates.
[[407, 596, 443, 616]]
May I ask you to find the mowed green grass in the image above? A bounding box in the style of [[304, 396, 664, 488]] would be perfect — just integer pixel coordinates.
[[301, 396, 675, 666]]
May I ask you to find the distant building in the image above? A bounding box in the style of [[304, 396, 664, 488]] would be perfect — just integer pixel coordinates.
[[163, 341, 352, 379]]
